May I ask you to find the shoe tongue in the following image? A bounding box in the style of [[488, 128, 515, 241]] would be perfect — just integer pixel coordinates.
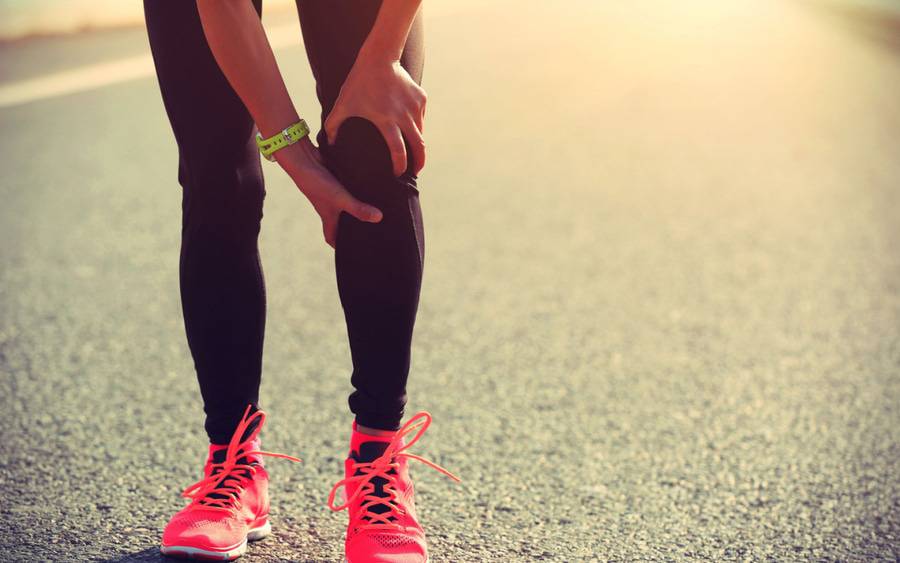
[[209, 436, 261, 466], [209, 448, 257, 474], [211, 448, 228, 465], [201, 444, 258, 505], [211, 448, 242, 465], [351, 440, 396, 518], [354, 440, 390, 464]]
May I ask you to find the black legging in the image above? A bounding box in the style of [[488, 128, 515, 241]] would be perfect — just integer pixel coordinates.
[[144, 0, 425, 443]]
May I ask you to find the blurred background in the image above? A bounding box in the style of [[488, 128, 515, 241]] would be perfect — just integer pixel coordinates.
[[1, 0, 899, 561]]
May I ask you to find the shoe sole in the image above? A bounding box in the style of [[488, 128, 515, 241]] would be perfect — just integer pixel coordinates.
[[160, 520, 271, 561]]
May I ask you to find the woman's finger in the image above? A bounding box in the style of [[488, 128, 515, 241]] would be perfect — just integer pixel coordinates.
[[377, 122, 408, 176], [412, 107, 425, 137], [338, 192, 383, 224], [415, 87, 427, 134], [324, 105, 346, 146], [323, 218, 336, 248], [401, 118, 426, 175]]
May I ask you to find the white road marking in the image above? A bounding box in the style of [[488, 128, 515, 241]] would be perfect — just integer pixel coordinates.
[[0, 22, 301, 109]]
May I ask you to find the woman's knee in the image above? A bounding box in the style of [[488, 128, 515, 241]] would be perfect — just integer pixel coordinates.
[[323, 117, 417, 206]]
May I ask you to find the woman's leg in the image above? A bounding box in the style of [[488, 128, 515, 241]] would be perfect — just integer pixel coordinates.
[[145, 0, 267, 444], [296, 0, 425, 430]]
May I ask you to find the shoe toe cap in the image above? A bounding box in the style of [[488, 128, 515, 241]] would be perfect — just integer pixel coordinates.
[[347, 531, 427, 563], [162, 511, 247, 551]]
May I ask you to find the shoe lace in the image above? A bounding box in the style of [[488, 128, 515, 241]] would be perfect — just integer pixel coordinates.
[[327, 412, 460, 531], [181, 406, 301, 513]]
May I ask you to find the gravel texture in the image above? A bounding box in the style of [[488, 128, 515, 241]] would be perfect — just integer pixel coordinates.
[[1, 1, 899, 561]]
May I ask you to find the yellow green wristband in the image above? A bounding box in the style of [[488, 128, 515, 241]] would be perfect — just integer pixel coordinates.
[[255, 119, 310, 162]]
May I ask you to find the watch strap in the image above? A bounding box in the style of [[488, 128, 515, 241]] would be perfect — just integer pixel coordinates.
[[256, 119, 310, 161]]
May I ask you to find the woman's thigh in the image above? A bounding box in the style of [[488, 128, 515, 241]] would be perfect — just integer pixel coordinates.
[[296, 0, 425, 257], [144, 0, 265, 210], [295, 0, 424, 141]]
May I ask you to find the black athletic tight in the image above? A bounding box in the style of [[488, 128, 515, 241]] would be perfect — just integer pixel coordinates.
[[144, 0, 425, 443]]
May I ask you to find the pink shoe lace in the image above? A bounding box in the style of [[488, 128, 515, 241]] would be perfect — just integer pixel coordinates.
[[181, 406, 301, 512], [327, 412, 460, 531]]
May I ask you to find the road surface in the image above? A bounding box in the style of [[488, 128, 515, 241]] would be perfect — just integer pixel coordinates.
[[1, 1, 899, 560]]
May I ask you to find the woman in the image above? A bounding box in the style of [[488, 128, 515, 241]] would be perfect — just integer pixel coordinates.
[[143, 1, 457, 560]]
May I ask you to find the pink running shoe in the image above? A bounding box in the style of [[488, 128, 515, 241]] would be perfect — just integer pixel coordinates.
[[328, 412, 460, 563], [161, 406, 301, 560]]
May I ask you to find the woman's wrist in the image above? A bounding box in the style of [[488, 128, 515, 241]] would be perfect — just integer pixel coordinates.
[[356, 41, 402, 66], [275, 137, 320, 178]]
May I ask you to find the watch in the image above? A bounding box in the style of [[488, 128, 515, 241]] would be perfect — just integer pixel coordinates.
[[256, 119, 310, 162]]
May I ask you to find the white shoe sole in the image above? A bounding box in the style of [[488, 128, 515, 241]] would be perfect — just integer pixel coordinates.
[[160, 520, 271, 561]]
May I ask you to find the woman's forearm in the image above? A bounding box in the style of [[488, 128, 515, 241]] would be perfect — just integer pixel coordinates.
[[197, 0, 421, 134], [196, 1, 301, 138], [195, 0, 384, 241], [357, 0, 423, 64]]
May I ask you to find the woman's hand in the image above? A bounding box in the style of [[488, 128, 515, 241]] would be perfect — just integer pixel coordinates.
[[324, 55, 427, 177], [276, 138, 383, 248]]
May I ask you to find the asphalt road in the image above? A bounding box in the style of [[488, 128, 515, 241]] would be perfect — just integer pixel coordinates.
[[1, 1, 899, 561]]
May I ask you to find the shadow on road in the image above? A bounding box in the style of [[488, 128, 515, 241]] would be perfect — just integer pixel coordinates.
[[99, 547, 170, 562], [99, 547, 305, 563]]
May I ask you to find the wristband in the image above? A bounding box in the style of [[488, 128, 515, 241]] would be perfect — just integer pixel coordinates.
[[255, 119, 310, 162]]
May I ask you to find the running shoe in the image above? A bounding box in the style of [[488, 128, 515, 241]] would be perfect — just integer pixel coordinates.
[[327, 412, 460, 563], [161, 406, 301, 560]]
